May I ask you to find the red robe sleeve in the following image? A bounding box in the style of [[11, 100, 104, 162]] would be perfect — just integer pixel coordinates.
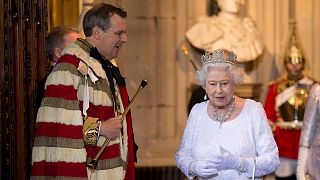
[[119, 86, 135, 180]]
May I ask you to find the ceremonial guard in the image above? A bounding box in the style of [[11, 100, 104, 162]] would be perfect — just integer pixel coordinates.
[[264, 27, 316, 179]]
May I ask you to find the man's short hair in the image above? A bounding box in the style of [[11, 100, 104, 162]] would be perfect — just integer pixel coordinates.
[[83, 3, 127, 37]]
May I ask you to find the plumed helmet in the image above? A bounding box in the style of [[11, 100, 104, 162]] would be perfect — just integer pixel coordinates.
[[285, 24, 305, 65]]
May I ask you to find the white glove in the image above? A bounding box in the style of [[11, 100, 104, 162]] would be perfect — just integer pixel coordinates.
[[191, 160, 218, 177], [296, 146, 309, 180], [217, 146, 250, 171]]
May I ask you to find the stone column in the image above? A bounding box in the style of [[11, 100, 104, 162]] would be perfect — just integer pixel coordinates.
[[78, 0, 94, 36]]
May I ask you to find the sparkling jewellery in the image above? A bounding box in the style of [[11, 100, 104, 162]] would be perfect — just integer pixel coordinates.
[[212, 96, 235, 127], [201, 49, 237, 66]]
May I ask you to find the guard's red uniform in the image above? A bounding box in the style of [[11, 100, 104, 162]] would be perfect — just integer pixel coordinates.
[[265, 76, 315, 159]]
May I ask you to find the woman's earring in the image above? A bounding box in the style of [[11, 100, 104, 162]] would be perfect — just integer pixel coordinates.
[[204, 93, 207, 100]]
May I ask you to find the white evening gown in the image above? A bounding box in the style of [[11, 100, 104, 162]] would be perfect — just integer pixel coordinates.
[[176, 99, 279, 180]]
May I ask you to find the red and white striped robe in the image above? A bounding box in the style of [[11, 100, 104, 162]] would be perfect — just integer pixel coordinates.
[[31, 43, 135, 179]]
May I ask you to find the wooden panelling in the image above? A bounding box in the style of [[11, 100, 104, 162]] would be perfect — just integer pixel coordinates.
[[0, 0, 47, 179], [49, 0, 79, 29]]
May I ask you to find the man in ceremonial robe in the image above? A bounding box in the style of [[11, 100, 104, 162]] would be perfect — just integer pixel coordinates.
[[31, 3, 136, 180]]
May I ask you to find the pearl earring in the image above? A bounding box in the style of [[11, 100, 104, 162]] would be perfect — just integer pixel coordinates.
[[204, 94, 207, 100]]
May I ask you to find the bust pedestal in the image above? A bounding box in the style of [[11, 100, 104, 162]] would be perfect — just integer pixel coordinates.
[[235, 83, 262, 101]]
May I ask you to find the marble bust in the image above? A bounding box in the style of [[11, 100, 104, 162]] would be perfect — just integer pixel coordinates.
[[186, 0, 264, 62]]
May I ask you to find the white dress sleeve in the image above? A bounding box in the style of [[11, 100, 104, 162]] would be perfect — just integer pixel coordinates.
[[297, 84, 320, 180], [249, 103, 280, 177]]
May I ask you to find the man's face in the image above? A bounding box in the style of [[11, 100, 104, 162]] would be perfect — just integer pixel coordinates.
[[63, 32, 82, 48], [52, 32, 81, 66], [285, 61, 304, 78], [99, 14, 128, 60]]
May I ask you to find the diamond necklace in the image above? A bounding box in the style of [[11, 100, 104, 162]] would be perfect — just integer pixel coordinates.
[[212, 96, 235, 127]]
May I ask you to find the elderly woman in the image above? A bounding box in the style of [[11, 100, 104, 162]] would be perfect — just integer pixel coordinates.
[[176, 49, 279, 179]]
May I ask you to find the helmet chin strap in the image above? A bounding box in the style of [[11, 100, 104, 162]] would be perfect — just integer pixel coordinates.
[[287, 73, 303, 81]]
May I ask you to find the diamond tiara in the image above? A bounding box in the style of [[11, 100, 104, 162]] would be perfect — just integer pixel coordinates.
[[201, 49, 237, 66]]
